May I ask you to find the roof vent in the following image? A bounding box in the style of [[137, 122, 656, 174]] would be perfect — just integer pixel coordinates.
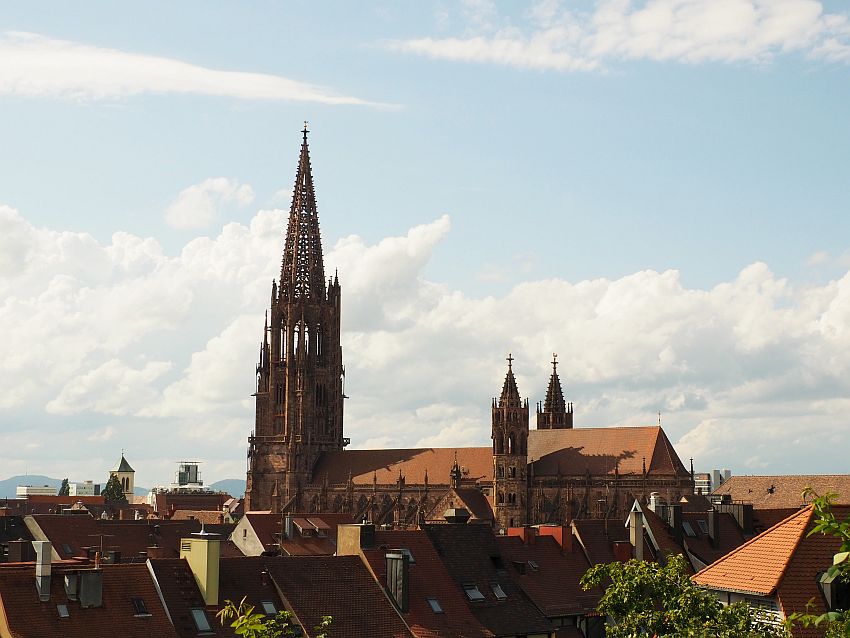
[[443, 507, 471, 525]]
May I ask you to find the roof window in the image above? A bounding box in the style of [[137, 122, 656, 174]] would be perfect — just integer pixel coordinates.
[[464, 584, 485, 601], [261, 601, 277, 615], [61, 543, 74, 555], [427, 597, 444, 613], [57, 604, 70, 618], [682, 521, 696, 538], [190, 608, 213, 633], [131, 597, 151, 617], [491, 583, 508, 600], [697, 520, 709, 534], [528, 560, 539, 571]]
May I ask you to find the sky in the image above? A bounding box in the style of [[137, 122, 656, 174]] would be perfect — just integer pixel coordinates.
[[1, 1, 850, 488]]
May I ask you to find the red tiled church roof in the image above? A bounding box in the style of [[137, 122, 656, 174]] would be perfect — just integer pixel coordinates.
[[528, 426, 689, 477]]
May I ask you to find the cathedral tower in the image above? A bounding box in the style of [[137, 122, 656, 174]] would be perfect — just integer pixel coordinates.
[[536, 354, 573, 429], [245, 125, 345, 512], [492, 354, 528, 529]]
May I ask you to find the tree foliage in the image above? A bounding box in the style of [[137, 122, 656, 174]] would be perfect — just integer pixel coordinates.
[[580, 553, 789, 638], [217, 597, 332, 638], [788, 490, 850, 637], [100, 473, 127, 504], [58, 478, 70, 496]]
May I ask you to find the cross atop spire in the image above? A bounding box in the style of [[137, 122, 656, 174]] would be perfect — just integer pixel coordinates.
[[506, 352, 514, 370], [280, 126, 325, 301], [551, 353, 558, 371]]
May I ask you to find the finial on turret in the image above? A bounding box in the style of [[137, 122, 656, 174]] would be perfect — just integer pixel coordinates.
[[302, 120, 309, 140], [552, 353, 558, 372], [506, 352, 513, 371]]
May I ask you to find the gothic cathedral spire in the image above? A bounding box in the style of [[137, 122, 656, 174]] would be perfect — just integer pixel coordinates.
[[536, 353, 573, 429], [492, 353, 529, 530], [245, 126, 345, 513]]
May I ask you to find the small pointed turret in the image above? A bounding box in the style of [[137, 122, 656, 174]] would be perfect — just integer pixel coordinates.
[[537, 353, 573, 429]]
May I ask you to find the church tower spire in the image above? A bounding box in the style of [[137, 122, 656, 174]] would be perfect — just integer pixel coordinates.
[[492, 353, 529, 530], [246, 126, 345, 512], [536, 354, 573, 429]]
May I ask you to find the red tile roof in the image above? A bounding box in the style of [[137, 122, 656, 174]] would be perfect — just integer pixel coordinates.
[[243, 512, 353, 556], [422, 523, 553, 636], [267, 556, 415, 638], [312, 448, 494, 485], [170, 510, 228, 525], [496, 533, 600, 617], [363, 529, 495, 638], [528, 426, 689, 477], [712, 475, 850, 509], [0, 563, 179, 638]]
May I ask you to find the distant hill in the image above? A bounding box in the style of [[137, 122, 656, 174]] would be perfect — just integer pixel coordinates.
[[209, 479, 245, 497], [0, 475, 148, 499]]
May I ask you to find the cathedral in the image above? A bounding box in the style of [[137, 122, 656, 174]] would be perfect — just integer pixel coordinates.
[[244, 127, 694, 528]]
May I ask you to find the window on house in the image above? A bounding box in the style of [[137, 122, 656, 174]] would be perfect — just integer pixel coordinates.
[[261, 601, 277, 615], [190, 608, 213, 633], [57, 604, 70, 618], [131, 597, 151, 616], [528, 560, 539, 571], [697, 520, 709, 534], [463, 584, 485, 601], [682, 521, 696, 538], [491, 583, 508, 600], [61, 543, 74, 555], [427, 597, 444, 613], [243, 528, 248, 539]]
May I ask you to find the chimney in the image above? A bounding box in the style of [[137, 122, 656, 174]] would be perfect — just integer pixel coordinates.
[[669, 505, 683, 548], [335, 523, 375, 555], [79, 569, 103, 608], [443, 508, 471, 525], [180, 531, 221, 606], [284, 515, 293, 540], [707, 509, 718, 547], [385, 550, 410, 613], [33, 540, 52, 602], [629, 511, 644, 561]]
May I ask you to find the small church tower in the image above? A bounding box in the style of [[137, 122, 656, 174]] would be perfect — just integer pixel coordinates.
[[492, 354, 528, 529], [245, 125, 345, 512], [536, 353, 573, 429], [110, 454, 135, 498]]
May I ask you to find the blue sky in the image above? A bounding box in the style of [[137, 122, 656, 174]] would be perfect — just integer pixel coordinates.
[[1, 1, 850, 486]]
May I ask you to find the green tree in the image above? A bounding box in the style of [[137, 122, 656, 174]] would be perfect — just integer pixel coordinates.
[[788, 490, 850, 637], [58, 478, 70, 496], [217, 597, 331, 638], [100, 474, 127, 504], [580, 553, 789, 638]]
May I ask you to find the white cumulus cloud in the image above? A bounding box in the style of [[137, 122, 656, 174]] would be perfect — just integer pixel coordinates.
[[165, 178, 255, 230]]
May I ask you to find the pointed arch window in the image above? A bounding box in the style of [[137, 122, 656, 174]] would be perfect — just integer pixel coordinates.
[[508, 433, 516, 455]]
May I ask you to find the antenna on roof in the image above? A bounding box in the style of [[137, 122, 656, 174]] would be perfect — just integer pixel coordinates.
[[657, 411, 661, 426]]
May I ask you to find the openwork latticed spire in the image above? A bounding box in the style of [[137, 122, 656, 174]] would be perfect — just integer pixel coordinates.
[[544, 353, 566, 413], [499, 353, 522, 408], [280, 123, 326, 300]]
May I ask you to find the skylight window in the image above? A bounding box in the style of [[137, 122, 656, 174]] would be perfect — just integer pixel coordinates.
[[261, 601, 277, 615], [491, 583, 508, 600], [463, 585, 485, 601], [697, 520, 709, 534], [190, 608, 213, 633], [682, 521, 696, 538], [528, 560, 539, 571], [427, 597, 444, 613], [61, 543, 74, 555], [57, 604, 70, 618], [131, 597, 151, 616]]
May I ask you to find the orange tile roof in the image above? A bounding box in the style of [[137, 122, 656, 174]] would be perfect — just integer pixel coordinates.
[[692, 507, 813, 596], [712, 475, 850, 509], [528, 426, 689, 477], [170, 510, 227, 525], [313, 448, 494, 485]]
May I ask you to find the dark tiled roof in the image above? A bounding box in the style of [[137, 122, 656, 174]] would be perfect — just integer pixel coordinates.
[[571, 518, 645, 566], [267, 556, 415, 638], [364, 530, 495, 638], [312, 448, 494, 485], [423, 523, 553, 636], [30, 515, 201, 560], [148, 558, 229, 638], [528, 426, 689, 477], [496, 534, 600, 617], [243, 512, 353, 556], [712, 475, 850, 510], [0, 563, 178, 638], [427, 488, 494, 523]]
